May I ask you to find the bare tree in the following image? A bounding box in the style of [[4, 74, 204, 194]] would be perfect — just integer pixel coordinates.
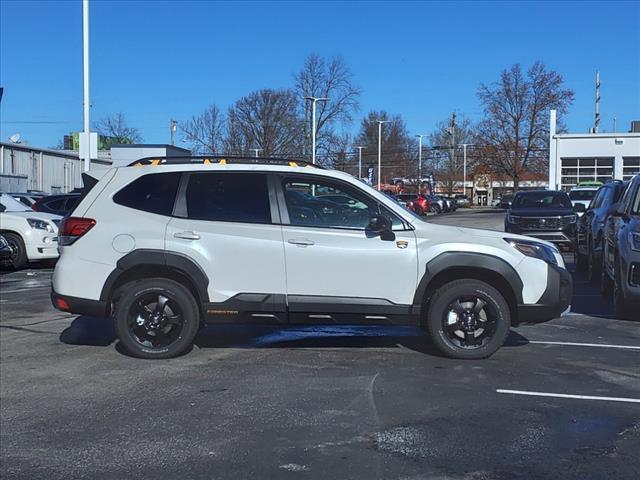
[[477, 62, 574, 191], [295, 54, 361, 158], [181, 105, 225, 154], [225, 89, 303, 157], [94, 112, 142, 145], [355, 110, 414, 183], [429, 114, 476, 194]]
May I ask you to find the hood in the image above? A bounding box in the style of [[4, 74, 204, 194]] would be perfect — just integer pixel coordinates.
[[508, 207, 574, 217], [1, 210, 62, 222]]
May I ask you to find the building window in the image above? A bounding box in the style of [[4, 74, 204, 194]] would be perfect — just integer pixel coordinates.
[[560, 157, 613, 190], [622, 157, 640, 181]]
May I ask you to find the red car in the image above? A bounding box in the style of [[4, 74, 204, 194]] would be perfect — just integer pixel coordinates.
[[395, 194, 431, 215]]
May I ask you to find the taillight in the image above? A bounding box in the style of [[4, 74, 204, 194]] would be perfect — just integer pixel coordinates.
[[58, 217, 96, 246]]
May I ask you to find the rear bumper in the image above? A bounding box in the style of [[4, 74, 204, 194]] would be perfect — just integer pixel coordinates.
[[516, 264, 573, 324], [51, 289, 109, 317]]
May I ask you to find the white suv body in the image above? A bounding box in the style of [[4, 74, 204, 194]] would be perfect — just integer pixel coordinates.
[[52, 158, 572, 359], [0, 194, 61, 269]]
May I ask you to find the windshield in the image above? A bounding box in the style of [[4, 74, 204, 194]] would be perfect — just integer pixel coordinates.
[[569, 190, 597, 201], [512, 191, 572, 209], [0, 194, 31, 212]]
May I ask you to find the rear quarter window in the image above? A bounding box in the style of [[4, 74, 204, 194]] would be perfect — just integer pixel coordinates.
[[113, 172, 181, 216]]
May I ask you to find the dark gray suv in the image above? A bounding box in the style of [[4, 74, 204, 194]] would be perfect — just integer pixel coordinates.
[[602, 175, 640, 319]]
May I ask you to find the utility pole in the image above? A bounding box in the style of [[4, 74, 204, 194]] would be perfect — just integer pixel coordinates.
[[304, 96, 329, 164], [82, 0, 90, 172], [416, 134, 427, 192], [356, 146, 365, 180], [462, 143, 467, 196], [251, 148, 262, 158], [170, 119, 177, 146], [377, 120, 390, 190], [593, 70, 600, 133]]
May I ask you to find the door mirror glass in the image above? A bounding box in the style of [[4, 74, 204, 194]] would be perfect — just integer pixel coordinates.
[[573, 203, 586, 213], [367, 214, 394, 240]]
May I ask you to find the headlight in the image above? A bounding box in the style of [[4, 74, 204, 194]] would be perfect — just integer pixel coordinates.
[[27, 218, 54, 233], [630, 232, 640, 252], [563, 214, 577, 224], [505, 238, 559, 265]]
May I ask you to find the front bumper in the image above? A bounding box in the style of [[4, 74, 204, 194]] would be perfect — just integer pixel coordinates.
[[24, 230, 59, 260], [505, 224, 576, 249], [516, 264, 573, 324], [51, 289, 110, 318]]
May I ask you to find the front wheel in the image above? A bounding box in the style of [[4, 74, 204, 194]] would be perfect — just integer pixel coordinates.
[[114, 278, 201, 359], [425, 279, 511, 359], [2, 233, 27, 270]]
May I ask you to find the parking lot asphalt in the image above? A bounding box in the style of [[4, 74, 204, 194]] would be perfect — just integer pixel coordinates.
[[1, 209, 639, 480]]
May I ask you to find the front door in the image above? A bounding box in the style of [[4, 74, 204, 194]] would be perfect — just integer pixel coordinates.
[[277, 174, 419, 323]]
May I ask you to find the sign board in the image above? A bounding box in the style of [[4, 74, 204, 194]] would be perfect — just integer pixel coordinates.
[[79, 132, 98, 160], [367, 166, 374, 185]]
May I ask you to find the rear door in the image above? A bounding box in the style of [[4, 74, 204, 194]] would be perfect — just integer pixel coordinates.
[[166, 171, 287, 322], [276, 173, 419, 323]]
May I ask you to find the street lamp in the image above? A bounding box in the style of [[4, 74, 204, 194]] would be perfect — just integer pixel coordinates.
[[415, 134, 427, 192], [356, 146, 365, 180], [377, 120, 390, 189], [304, 96, 329, 164]]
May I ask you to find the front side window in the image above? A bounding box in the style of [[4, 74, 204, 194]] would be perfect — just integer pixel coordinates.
[[114, 172, 181, 216], [282, 177, 405, 230], [631, 184, 640, 215], [186, 172, 271, 224]]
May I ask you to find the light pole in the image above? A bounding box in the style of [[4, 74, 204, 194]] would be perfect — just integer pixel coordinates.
[[170, 119, 177, 146], [82, 0, 90, 172], [377, 120, 390, 189], [356, 146, 365, 180], [416, 134, 427, 192], [462, 143, 467, 196], [304, 96, 329, 164], [251, 148, 262, 158]]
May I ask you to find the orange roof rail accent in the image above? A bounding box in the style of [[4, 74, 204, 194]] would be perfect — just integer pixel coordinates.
[[289, 161, 298, 167], [204, 158, 211, 164], [219, 158, 227, 165], [150, 159, 161, 166]]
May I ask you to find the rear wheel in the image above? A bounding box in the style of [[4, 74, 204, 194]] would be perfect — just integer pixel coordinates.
[[2, 233, 27, 270], [429, 204, 441, 214], [425, 280, 511, 359], [587, 243, 600, 283], [114, 278, 200, 359], [613, 262, 634, 320]]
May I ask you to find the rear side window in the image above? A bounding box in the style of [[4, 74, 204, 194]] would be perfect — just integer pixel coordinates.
[[185, 172, 271, 223], [113, 172, 181, 215], [45, 198, 67, 212]]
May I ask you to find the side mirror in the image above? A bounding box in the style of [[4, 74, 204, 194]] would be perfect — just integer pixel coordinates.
[[367, 214, 394, 241], [0, 204, 5, 213], [574, 203, 586, 213]]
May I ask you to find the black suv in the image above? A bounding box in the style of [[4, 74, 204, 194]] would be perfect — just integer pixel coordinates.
[[504, 190, 582, 250], [602, 175, 640, 319], [576, 180, 627, 280]]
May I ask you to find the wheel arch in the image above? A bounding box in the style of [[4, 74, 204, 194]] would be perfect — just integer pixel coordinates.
[[414, 252, 523, 325], [100, 249, 210, 308]]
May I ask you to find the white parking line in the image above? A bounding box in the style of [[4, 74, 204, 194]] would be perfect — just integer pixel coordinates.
[[497, 389, 640, 403], [528, 340, 640, 350]]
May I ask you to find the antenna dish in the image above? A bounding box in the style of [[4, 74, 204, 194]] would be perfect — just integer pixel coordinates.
[[9, 133, 21, 143]]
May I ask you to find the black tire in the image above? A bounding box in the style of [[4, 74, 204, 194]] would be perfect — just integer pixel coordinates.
[[430, 204, 441, 214], [425, 279, 511, 360], [2, 233, 27, 270], [114, 278, 200, 359], [613, 262, 634, 320], [600, 252, 613, 297], [587, 246, 600, 283]]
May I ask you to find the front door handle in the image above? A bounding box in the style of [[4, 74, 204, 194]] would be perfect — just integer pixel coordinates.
[[174, 231, 201, 240], [287, 238, 315, 246]]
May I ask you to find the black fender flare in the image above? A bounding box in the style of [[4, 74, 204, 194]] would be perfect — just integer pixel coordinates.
[[412, 251, 524, 305], [100, 249, 210, 303]]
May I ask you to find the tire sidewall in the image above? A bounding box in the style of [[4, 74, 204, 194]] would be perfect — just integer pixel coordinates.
[[114, 279, 200, 359], [3, 233, 27, 270], [426, 280, 511, 360]]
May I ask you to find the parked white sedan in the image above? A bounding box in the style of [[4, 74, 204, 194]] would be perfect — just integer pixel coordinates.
[[0, 194, 61, 269]]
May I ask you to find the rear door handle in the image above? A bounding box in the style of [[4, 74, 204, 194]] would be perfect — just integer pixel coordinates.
[[174, 231, 201, 240], [287, 238, 315, 246]]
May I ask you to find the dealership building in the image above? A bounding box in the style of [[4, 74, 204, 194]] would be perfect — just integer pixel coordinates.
[[548, 110, 640, 191]]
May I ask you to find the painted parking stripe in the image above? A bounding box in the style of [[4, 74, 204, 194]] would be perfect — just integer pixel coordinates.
[[528, 340, 640, 350], [497, 389, 640, 403]]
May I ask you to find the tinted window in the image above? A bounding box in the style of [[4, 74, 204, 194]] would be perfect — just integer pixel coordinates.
[[45, 198, 67, 211], [113, 172, 181, 215], [283, 177, 405, 230], [512, 191, 572, 209], [632, 184, 640, 215], [186, 173, 271, 223], [569, 190, 597, 201]]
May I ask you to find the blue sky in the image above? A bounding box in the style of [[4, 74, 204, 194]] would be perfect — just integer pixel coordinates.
[[1, 0, 639, 148]]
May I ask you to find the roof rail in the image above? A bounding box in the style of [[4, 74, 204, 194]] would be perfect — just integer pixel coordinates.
[[127, 155, 323, 169]]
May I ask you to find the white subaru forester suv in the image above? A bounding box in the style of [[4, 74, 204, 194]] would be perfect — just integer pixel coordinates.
[[52, 157, 572, 360]]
